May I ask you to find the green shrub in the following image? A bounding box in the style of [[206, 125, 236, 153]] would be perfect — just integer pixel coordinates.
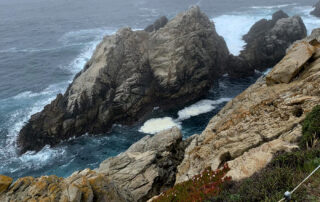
[[154, 164, 231, 202], [300, 105, 320, 149]]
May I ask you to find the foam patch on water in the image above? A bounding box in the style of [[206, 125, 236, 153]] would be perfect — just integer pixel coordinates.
[[139, 117, 181, 134], [139, 98, 231, 134], [177, 98, 232, 121]]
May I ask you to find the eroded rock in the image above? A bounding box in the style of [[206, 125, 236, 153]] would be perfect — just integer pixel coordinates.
[[176, 30, 320, 183], [266, 41, 317, 85], [18, 6, 229, 153], [1, 127, 193, 202]]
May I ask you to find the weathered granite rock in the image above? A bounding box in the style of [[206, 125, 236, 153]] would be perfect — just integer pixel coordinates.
[[96, 127, 194, 201], [0, 170, 126, 202], [18, 6, 229, 153], [144, 16, 168, 32], [1, 127, 193, 202], [266, 41, 317, 85], [176, 30, 320, 183], [0, 175, 12, 194], [311, 1, 320, 17], [227, 10, 307, 77]]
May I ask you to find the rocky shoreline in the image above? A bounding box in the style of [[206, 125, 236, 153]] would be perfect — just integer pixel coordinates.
[[0, 5, 317, 202], [17, 6, 306, 154]]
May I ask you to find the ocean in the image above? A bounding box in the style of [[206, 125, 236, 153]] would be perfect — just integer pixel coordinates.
[[0, 0, 318, 179]]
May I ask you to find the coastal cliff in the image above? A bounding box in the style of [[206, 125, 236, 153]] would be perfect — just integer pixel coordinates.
[[1, 6, 318, 202], [176, 29, 320, 183], [18, 6, 229, 154], [17, 7, 307, 154]]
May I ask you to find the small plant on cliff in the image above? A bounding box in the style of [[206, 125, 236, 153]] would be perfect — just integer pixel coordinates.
[[154, 164, 231, 202], [300, 105, 320, 149]]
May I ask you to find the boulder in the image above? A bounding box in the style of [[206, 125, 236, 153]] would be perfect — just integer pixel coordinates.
[[266, 41, 317, 85], [227, 10, 307, 77], [311, 1, 320, 17], [144, 16, 168, 32], [17, 6, 229, 153]]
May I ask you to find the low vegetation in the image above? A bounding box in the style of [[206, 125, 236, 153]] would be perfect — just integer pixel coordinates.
[[211, 105, 320, 201], [154, 164, 231, 202]]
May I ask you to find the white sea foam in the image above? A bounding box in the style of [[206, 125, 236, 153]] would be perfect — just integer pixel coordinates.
[[250, 4, 297, 10], [213, 13, 271, 55], [139, 117, 181, 134], [139, 98, 231, 134], [177, 98, 231, 121], [0, 27, 116, 170], [292, 6, 320, 35]]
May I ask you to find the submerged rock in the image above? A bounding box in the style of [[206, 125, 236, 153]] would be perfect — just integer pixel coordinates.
[[1, 127, 193, 202], [227, 10, 307, 77], [310, 1, 320, 17], [176, 30, 320, 183], [17, 6, 229, 153]]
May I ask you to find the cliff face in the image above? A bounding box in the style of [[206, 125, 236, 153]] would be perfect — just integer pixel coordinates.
[[176, 29, 320, 183], [17, 6, 229, 154]]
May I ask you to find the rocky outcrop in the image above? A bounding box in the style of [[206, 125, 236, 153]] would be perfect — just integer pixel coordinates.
[[227, 10, 307, 77], [1, 127, 193, 201], [96, 127, 194, 201], [311, 1, 320, 17], [266, 40, 318, 85], [144, 16, 168, 32], [0, 170, 126, 202], [17, 6, 229, 153], [176, 30, 320, 183], [0, 176, 13, 194]]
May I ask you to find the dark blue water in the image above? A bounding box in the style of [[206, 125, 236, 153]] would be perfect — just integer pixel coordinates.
[[0, 0, 318, 179]]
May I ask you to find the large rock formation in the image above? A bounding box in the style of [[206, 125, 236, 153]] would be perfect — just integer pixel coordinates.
[[17, 6, 229, 153], [227, 10, 307, 77], [1, 127, 193, 202], [311, 1, 320, 17], [176, 30, 320, 183]]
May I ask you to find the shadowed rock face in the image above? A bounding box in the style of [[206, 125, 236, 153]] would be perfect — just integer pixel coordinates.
[[311, 1, 320, 17], [144, 16, 168, 32], [227, 10, 307, 77], [17, 6, 229, 153]]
